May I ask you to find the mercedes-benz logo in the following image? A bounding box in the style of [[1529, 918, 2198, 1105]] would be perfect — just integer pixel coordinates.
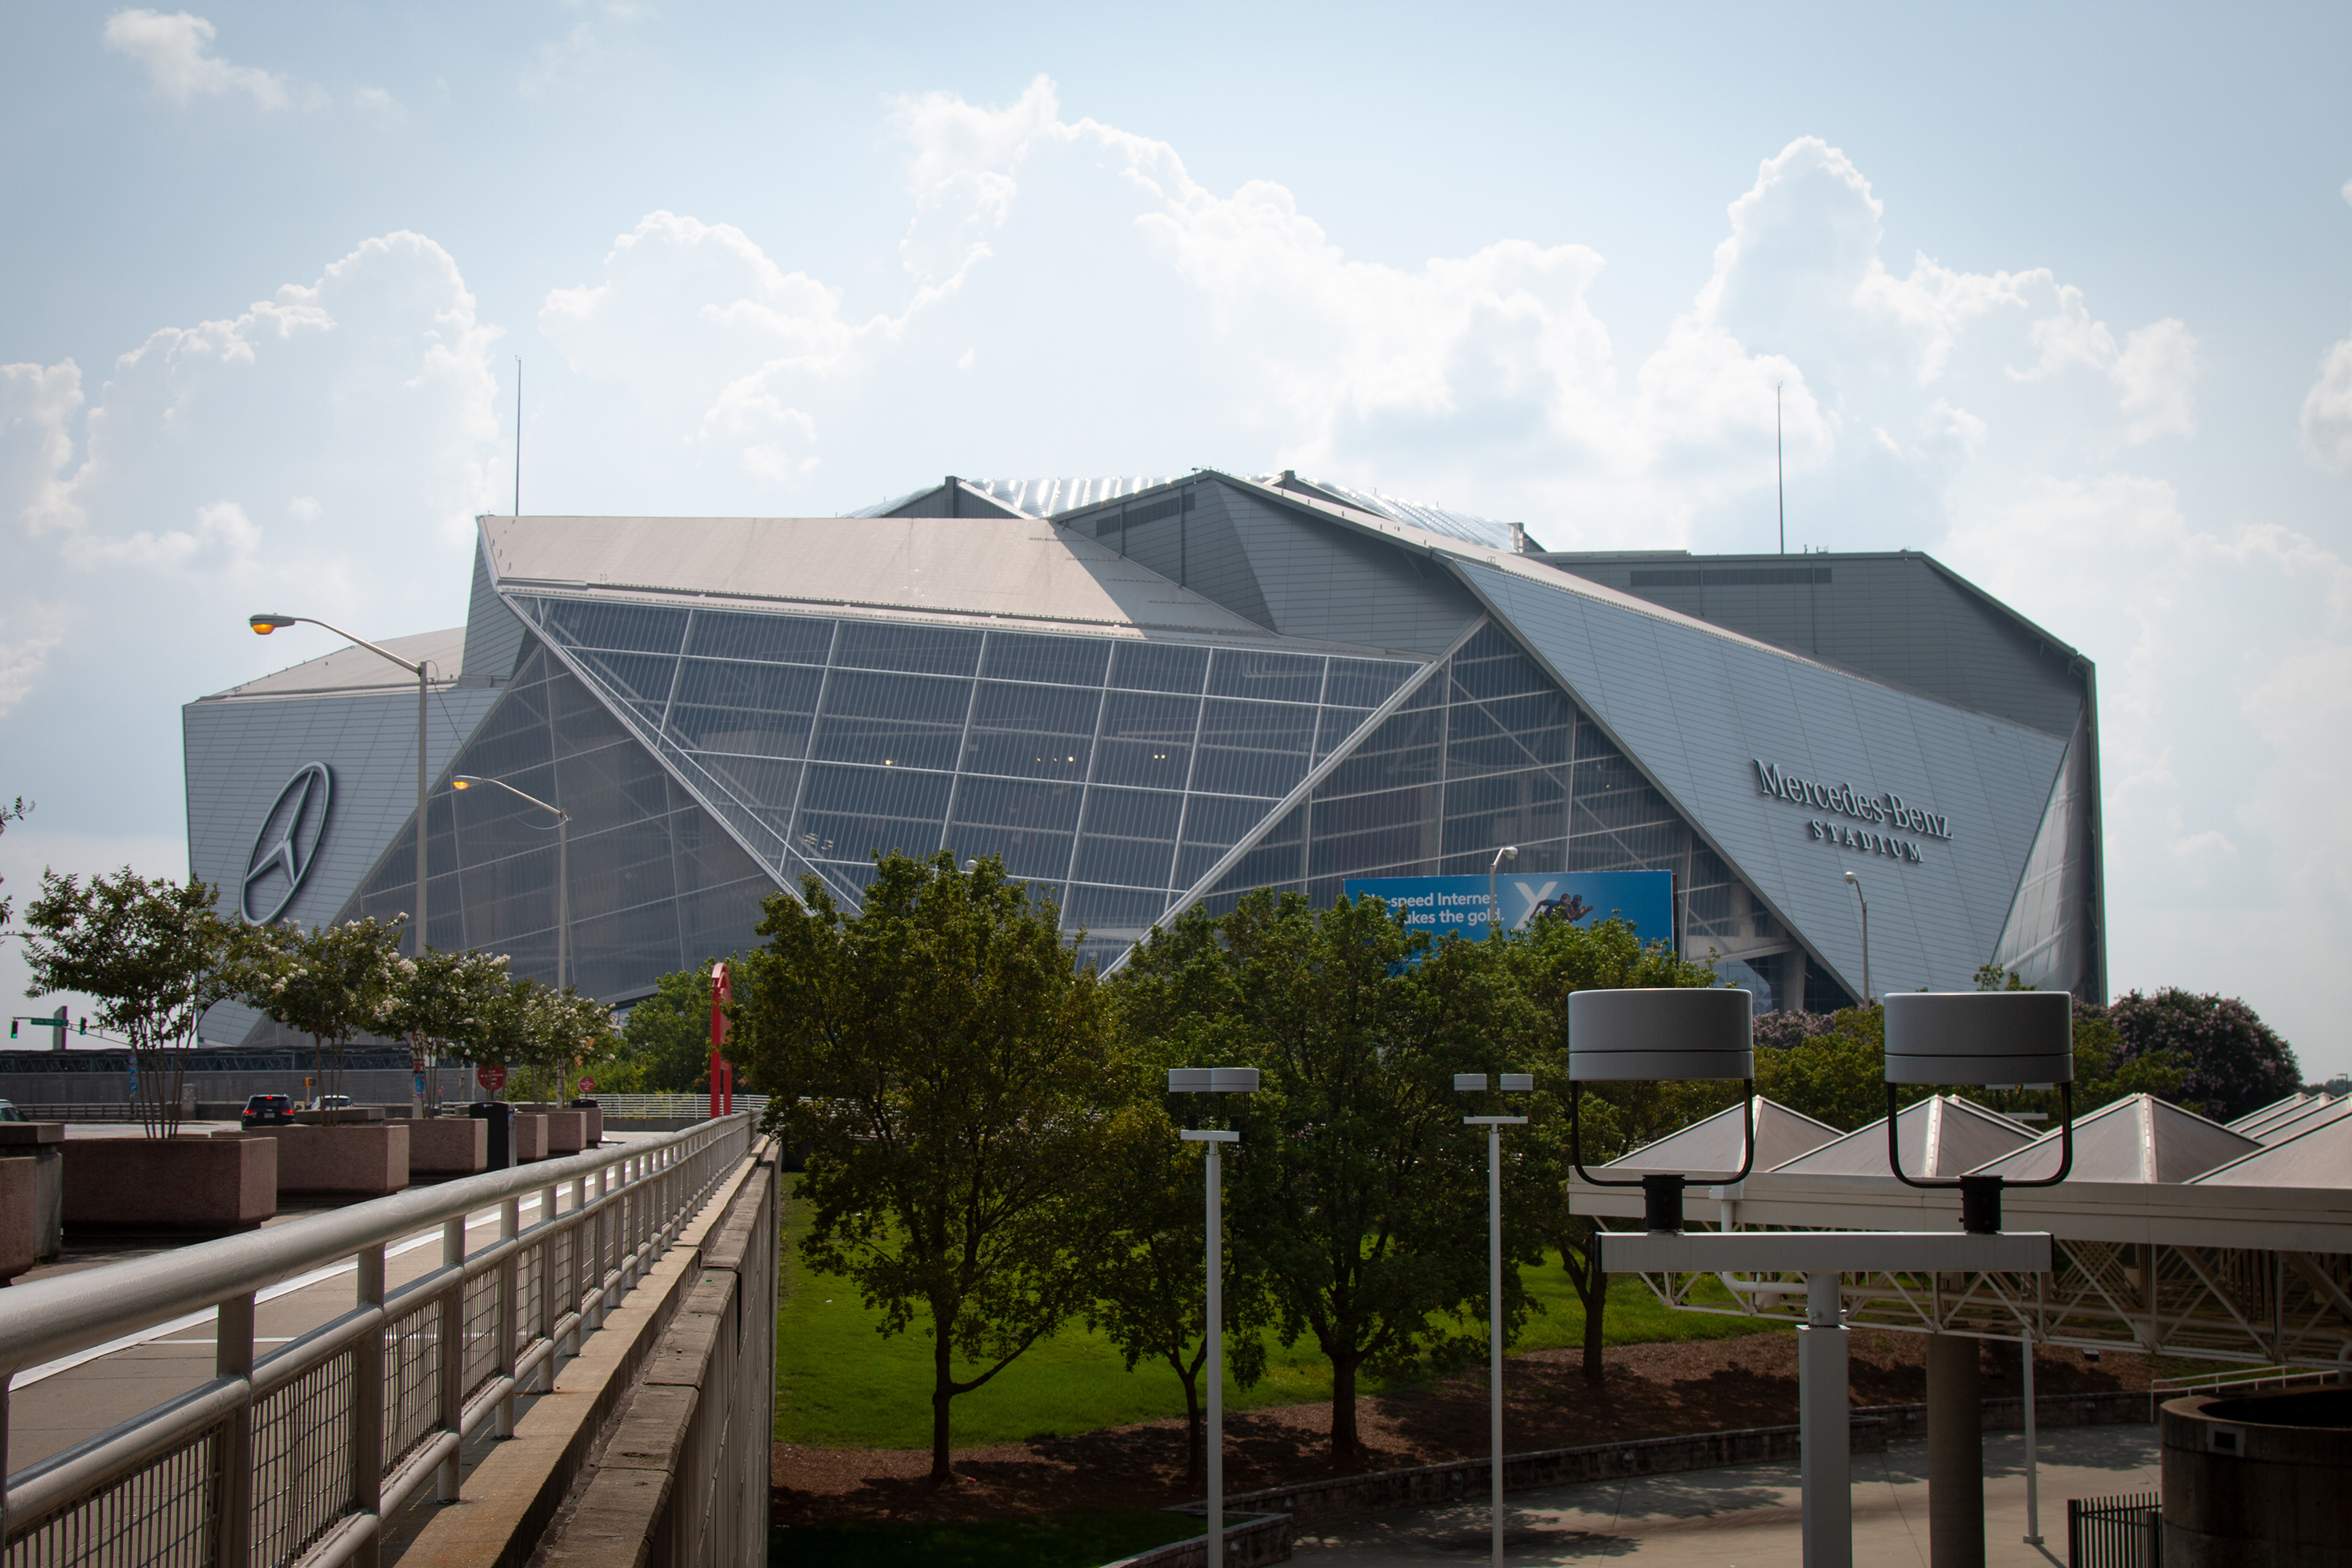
[[242, 762, 333, 924]]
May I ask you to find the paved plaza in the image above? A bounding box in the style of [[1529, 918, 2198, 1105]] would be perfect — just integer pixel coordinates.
[[1292, 1424, 2161, 1566]]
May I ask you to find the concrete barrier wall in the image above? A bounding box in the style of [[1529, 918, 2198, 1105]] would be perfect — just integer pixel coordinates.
[[59, 1136, 277, 1230], [529, 1142, 781, 1566]]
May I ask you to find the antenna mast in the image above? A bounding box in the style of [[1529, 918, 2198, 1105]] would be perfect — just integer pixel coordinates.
[[514, 358, 523, 517], [1777, 383, 1785, 555]]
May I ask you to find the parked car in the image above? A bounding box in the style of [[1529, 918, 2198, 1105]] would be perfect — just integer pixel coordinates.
[[0, 1099, 26, 1123], [308, 1095, 352, 1112], [241, 1094, 296, 1127]]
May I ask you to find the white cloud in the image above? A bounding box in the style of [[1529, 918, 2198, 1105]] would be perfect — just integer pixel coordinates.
[[521, 2, 651, 98], [2301, 335, 2352, 470], [102, 9, 298, 110]]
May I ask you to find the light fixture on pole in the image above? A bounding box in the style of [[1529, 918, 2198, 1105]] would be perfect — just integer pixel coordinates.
[[1883, 991, 2076, 1233], [450, 775, 570, 993], [1842, 871, 1870, 1004], [1167, 1065, 1261, 1568], [1486, 845, 1518, 937], [1566, 989, 1756, 1233], [251, 613, 430, 955], [1454, 1069, 1532, 1568]]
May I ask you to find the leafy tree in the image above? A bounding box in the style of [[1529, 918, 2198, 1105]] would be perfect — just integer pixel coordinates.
[[731, 852, 1130, 1485], [1511, 915, 1720, 1385], [2107, 987, 2299, 1122], [20, 869, 254, 1138], [241, 916, 407, 1120], [465, 974, 620, 1102], [381, 947, 511, 1107], [1095, 924, 1274, 1481], [1121, 891, 1536, 1462], [602, 962, 739, 1093]]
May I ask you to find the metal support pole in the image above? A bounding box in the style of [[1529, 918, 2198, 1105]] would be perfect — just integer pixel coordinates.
[[1206, 1136, 1224, 1568], [555, 812, 568, 994], [535, 1185, 557, 1390], [565, 1174, 588, 1353], [2021, 1330, 2042, 1545], [354, 1244, 387, 1568], [495, 1196, 520, 1436], [1486, 1121, 1504, 1568], [1798, 1270, 1850, 1568], [436, 1216, 465, 1501], [416, 663, 429, 956], [217, 1291, 257, 1568], [1927, 1332, 1984, 1568]]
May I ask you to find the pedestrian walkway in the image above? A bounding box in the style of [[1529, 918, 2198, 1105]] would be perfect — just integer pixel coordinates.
[[1291, 1424, 2159, 1566]]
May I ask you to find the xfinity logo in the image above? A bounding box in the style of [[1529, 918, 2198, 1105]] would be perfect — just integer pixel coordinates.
[[242, 762, 332, 923]]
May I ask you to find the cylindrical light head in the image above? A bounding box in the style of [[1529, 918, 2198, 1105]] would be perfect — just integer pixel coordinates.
[[249, 613, 295, 634], [1208, 1067, 1260, 1094], [1454, 1073, 1489, 1092], [1167, 1068, 1210, 1093], [1568, 988, 1754, 1081], [1883, 992, 2074, 1086]]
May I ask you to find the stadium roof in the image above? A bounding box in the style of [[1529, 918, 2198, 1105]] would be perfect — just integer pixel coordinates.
[[199, 627, 466, 702]]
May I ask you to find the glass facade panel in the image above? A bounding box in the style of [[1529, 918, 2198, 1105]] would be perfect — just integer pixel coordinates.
[[523, 592, 1421, 967], [1190, 622, 1754, 960]]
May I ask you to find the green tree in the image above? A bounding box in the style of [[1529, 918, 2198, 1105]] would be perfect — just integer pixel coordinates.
[[242, 916, 407, 1119], [2106, 987, 2297, 1123], [1512, 915, 1721, 1385], [1122, 891, 1535, 1462], [20, 869, 253, 1138], [603, 963, 738, 1093], [381, 947, 511, 1105], [461, 974, 620, 1102], [1969, 965, 2186, 1120], [731, 852, 1130, 1485]]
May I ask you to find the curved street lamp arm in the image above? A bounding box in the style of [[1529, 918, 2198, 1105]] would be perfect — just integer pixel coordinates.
[[266, 615, 426, 677]]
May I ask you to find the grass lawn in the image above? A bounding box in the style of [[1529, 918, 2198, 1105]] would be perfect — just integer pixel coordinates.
[[776, 1180, 1777, 1450], [771, 1512, 1199, 1567]]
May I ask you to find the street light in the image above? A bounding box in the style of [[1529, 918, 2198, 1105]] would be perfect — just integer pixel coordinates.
[[1882, 992, 2076, 1233], [450, 775, 569, 993], [1842, 871, 1870, 1004], [1566, 988, 1756, 1232], [1454, 1069, 1532, 1568], [250, 613, 430, 954], [1167, 1065, 1261, 1568], [1486, 845, 1518, 937]]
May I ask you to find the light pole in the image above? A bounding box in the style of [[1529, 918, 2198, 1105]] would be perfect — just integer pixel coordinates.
[[250, 613, 430, 954], [450, 775, 569, 992], [1842, 870, 1870, 1004], [1486, 844, 1518, 937], [1454, 1070, 1531, 1568], [1167, 1065, 1261, 1568]]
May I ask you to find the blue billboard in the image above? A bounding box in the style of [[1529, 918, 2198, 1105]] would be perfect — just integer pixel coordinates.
[[1341, 870, 1675, 947]]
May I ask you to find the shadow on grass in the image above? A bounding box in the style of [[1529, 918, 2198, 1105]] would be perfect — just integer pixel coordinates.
[[770, 1510, 1199, 1567]]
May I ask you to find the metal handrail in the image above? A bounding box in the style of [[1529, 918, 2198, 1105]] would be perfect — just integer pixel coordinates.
[[2, 1112, 755, 1566]]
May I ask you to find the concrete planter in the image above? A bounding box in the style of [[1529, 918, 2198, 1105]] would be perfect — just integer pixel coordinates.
[[0, 1123, 65, 1263], [245, 1123, 410, 1196], [406, 1116, 488, 1178], [578, 1105, 602, 1147], [0, 1160, 38, 1283], [60, 1135, 278, 1232], [543, 1110, 588, 1156], [511, 1114, 547, 1163]]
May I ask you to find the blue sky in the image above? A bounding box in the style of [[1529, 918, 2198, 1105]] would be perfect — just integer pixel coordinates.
[[4, 2, 2348, 1072]]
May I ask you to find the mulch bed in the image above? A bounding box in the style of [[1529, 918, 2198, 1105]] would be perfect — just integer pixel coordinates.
[[771, 1331, 2146, 1526]]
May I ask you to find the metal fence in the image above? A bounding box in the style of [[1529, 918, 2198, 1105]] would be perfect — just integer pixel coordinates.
[[0, 1112, 755, 1568], [2068, 1493, 2161, 1568], [592, 1093, 768, 1123]]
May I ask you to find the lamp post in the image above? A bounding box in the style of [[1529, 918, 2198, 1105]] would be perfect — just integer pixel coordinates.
[[450, 775, 568, 992], [1588, 989, 2076, 1567], [1486, 844, 1518, 937], [1842, 871, 1870, 1004], [1455, 1070, 1531, 1568], [1167, 1065, 1261, 1568], [250, 613, 430, 954]]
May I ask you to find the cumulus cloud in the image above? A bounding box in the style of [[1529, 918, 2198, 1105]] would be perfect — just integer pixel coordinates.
[[2, 229, 502, 725], [2301, 336, 2352, 470], [102, 9, 299, 110]]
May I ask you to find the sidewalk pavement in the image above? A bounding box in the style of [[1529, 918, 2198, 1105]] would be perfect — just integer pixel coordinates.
[[1291, 1423, 2161, 1566]]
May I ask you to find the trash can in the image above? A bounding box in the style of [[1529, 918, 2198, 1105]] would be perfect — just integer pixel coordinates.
[[468, 1101, 513, 1171]]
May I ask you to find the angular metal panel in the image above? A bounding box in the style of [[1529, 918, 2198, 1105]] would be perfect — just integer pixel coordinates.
[[1454, 561, 2066, 1000]]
